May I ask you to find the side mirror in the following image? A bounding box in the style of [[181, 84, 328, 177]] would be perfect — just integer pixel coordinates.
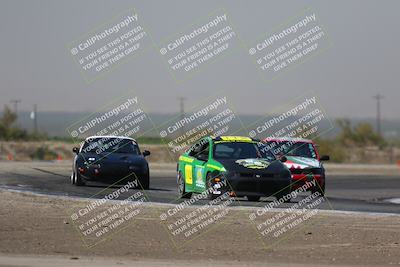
[[280, 156, 287, 163], [196, 154, 208, 162], [320, 155, 330, 161], [143, 150, 151, 157], [72, 147, 79, 154]]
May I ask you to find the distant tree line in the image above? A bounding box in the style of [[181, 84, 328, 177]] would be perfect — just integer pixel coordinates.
[[0, 105, 46, 140], [315, 119, 386, 162]]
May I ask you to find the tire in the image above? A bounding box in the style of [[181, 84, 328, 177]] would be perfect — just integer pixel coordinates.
[[312, 181, 325, 197], [140, 172, 150, 190], [74, 171, 85, 186], [206, 173, 219, 200], [247, 196, 260, 202], [178, 171, 192, 199], [70, 172, 76, 185]]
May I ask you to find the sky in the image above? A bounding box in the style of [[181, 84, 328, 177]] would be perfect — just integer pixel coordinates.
[[0, 0, 399, 119]]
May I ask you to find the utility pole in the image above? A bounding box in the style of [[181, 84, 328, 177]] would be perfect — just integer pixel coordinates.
[[373, 94, 384, 136], [178, 97, 186, 137], [10, 99, 21, 126], [10, 99, 21, 114]]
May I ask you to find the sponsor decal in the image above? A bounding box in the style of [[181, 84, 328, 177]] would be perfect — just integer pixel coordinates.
[[235, 158, 270, 169], [195, 166, 206, 188]]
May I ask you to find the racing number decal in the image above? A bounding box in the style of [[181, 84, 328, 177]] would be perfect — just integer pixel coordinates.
[[184, 165, 193, 185]]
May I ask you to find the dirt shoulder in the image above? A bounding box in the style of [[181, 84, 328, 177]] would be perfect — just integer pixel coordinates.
[[0, 190, 399, 266]]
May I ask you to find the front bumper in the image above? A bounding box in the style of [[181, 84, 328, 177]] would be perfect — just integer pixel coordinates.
[[224, 173, 291, 197], [78, 163, 147, 184], [290, 173, 324, 190]]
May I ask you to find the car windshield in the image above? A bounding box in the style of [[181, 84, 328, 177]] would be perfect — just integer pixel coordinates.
[[81, 138, 140, 154], [213, 142, 276, 160], [265, 141, 317, 159]]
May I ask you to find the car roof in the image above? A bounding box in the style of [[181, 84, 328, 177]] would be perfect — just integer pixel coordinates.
[[263, 137, 314, 144], [85, 136, 137, 143]]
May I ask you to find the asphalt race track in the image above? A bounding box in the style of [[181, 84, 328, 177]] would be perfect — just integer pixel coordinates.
[[0, 162, 399, 214]]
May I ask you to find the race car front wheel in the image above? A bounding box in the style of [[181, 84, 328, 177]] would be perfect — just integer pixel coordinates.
[[206, 173, 219, 200], [312, 181, 325, 197], [70, 172, 76, 184], [140, 172, 150, 190], [178, 171, 191, 199]]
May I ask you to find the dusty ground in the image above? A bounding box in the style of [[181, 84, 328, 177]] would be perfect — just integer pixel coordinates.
[[0, 190, 399, 267]]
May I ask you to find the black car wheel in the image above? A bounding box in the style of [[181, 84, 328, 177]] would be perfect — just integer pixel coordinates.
[[70, 172, 76, 185], [140, 172, 150, 190], [178, 171, 191, 199], [206, 173, 220, 200], [312, 181, 325, 197], [74, 171, 85, 186]]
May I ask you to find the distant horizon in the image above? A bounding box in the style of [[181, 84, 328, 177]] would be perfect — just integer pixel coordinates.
[[4, 109, 398, 122], [7, 110, 400, 139]]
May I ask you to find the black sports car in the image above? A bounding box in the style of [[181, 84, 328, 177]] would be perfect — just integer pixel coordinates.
[[71, 136, 150, 189]]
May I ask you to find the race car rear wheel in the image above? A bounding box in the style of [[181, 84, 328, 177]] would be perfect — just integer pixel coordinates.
[[312, 182, 325, 197], [74, 171, 85, 186], [140, 172, 150, 190], [178, 171, 191, 199], [247, 196, 260, 202]]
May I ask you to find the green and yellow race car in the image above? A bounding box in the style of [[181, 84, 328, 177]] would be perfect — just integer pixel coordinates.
[[177, 136, 292, 201]]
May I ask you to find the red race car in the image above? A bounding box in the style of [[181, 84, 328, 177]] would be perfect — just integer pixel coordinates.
[[263, 137, 329, 196]]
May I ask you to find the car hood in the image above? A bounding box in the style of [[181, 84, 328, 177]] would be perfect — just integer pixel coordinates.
[[216, 158, 283, 173], [284, 156, 321, 169]]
